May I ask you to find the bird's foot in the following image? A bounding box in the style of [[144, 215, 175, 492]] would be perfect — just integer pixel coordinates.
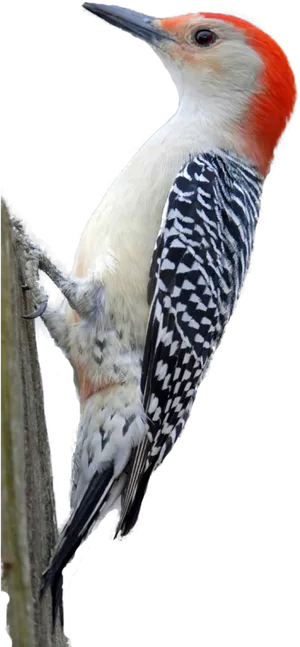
[[11, 217, 49, 319]]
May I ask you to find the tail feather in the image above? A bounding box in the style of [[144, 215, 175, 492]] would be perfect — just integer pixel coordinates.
[[40, 571, 64, 630], [116, 464, 153, 537], [41, 463, 114, 627], [41, 381, 146, 624], [114, 436, 154, 538]]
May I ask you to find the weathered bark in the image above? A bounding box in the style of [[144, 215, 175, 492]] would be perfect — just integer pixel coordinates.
[[1, 200, 68, 646]]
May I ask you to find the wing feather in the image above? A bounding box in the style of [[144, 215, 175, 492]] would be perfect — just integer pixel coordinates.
[[117, 150, 262, 536]]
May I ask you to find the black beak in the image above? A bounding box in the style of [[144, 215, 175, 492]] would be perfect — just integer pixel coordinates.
[[82, 4, 174, 45]]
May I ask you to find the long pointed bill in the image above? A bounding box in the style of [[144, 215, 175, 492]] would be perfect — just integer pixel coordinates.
[[82, 4, 175, 45]]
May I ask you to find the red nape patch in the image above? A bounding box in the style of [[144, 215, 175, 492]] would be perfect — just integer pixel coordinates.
[[160, 11, 298, 176], [201, 12, 298, 175]]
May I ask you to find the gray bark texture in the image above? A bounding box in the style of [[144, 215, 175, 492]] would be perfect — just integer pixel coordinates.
[[1, 200, 68, 647]]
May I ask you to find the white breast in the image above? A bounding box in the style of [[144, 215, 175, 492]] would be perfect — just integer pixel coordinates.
[[71, 109, 237, 345]]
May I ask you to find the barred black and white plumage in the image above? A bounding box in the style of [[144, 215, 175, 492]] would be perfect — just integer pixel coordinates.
[[117, 151, 263, 535]]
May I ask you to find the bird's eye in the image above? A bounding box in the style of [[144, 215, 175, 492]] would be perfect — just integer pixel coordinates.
[[194, 29, 217, 47]]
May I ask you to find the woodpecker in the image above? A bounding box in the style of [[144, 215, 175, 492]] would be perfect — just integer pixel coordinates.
[[16, 4, 295, 625]]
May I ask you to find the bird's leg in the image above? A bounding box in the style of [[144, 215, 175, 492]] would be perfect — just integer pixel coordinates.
[[41, 305, 71, 355], [12, 217, 104, 321], [38, 253, 104, 321]]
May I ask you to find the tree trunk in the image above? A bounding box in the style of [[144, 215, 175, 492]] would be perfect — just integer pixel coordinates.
[[1, 200, 68, 646]]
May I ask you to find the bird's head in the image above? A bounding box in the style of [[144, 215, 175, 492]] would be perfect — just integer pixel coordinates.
[[83, 4, 296, 175]]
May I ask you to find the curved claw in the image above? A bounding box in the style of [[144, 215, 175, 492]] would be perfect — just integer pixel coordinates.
[[22, 298, 48, 320]]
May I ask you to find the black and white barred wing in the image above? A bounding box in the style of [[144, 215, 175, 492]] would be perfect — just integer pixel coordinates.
[[117, 152, 262, 536]]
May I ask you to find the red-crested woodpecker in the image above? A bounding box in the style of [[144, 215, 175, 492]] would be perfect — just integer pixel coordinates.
[[15, 4, 296, 625]]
